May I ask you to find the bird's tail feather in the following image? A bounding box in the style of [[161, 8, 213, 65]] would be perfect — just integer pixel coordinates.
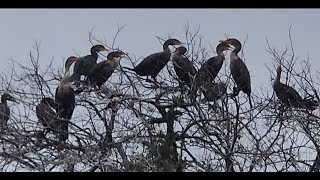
[[303, 98, 319, 111], [248, 94, 253, 109]]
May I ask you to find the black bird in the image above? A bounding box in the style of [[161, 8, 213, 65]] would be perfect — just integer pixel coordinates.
[[55, 56, 80, 142], [123, 38, 184, 82], [190, 41, 230, 101], [36, 97, 58, 134], [172, 46, 197, 88], [70, 45, 109, 83], [273, 65, 318, 110], [220, 38, 252, 108], [195, 41, 230, 84], [0, 93, 17, 129], [86, 51, 126, 89]]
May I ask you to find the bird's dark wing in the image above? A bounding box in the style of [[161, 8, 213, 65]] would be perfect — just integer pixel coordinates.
[[55, 87, 75, 120], [279, 83, 303, 101], [87, 61, 116, 87], [196, 56, 224, 84], [55, 87, 75, 142], [230, 58, 251, 94], [87, 62, 101, 78], [274, 81, 304, 109], [173, 55, 197, 85], [0, 104, 9, 128], [101, 61, 117, 80], [36, 103, 57, 129], [74, 55, 96, 76], [134, 52, 170, 76]]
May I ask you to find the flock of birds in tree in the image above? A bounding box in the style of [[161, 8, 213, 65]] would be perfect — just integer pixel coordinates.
[[0, 38, 318, 142]]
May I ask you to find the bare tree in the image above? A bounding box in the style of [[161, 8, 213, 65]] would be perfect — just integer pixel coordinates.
[[0, 26, 319, 172]]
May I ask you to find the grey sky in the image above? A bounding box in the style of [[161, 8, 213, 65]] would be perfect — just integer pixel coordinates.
[[0, 9, 319, 92]]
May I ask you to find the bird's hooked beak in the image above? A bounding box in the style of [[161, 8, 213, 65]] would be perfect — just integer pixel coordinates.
[[226, 45, 233, 51], [112, 52, 127, 62], [120, 55, 127, 60], [117, 51, 128, 59], [8, 95, 18, 103], [100, 47, 110, 52], [120, 52, 127, 58], [173, 42, 185, 48], [219, 40, 233, 51], [220, 40, 230, 46], [97, 47, 110, 59]]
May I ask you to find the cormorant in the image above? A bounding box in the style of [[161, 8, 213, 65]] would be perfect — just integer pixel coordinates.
[[220, 38, 252, 108], [36, 97, 58, 133], [70, 45, 109, 83], [273, 65, 318, 110], [195, 41, 230, 84], [123, 38, 184, 82], [0, 93, 17, 129], [55, 56, 80, 142], [172, 46, 197, 88], [190, 41, 230, 101], [86, 51, 126, 89]]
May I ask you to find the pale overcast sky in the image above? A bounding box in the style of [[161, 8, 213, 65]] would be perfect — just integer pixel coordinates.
[[0, 9, 319, 92]]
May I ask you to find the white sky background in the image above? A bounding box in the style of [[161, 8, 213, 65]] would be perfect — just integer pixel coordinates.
[[0, 8, 319, 171], [0, 8, 319, 94]]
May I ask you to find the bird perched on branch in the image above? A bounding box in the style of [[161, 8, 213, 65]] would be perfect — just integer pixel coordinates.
[[86, 50, 126, 89], [36, 97, 58, 135], [220, 38, 252, 108], [70, 45, 109, 83], [190, 41, 230, 101], [171, 46, 197, 88], [273, 65, 319, 111], [55, 56, 80, 142], [0, 93, 17, 129], [123, 38, 184, 82]]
